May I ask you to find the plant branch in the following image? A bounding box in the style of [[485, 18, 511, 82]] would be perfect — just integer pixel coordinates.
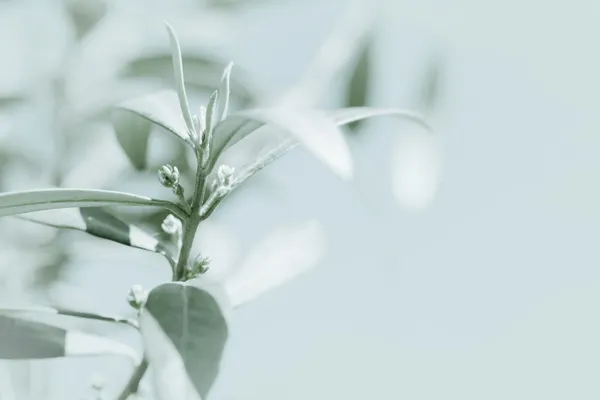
[[173, 150, 206, 280], [116, 358, 148, 400]]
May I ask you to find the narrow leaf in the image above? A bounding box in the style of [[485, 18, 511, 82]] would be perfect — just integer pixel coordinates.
[[0, 188, 178, 218], [211, 108, 354, 180], [17, 207, 170, 258], [218, 62, 234, 121], [164, 22, 195, 136], [0, 315, 139, 362], [0, 306, 136, 327], [330, 107, 433, 133], [140, 281, 229, 400], [205, 90, 219, 138]]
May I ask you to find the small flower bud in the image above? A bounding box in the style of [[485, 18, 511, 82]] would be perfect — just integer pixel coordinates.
[[184, 254, 211, 280], [217, 164, 234, 187], [127, 284, 148, 310], [90, 373, 105, 392], [161, 214, 181, 236], [158, 164, 180, 188]]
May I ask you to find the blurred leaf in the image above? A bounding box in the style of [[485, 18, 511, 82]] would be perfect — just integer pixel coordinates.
[[165, 22, 195, 135], [64, 0, 107, 39], [0, 315, 139, 361], [418, 54, 442, 113], [140, 281, 229, 400], [112, 90, 191, 169], [225, 219, 327, 307], [0, 95, 25, 109], [280, 1, 375, 108], [112, 110, 152, 170], [344, 35, 373, 130], [0, 188, 179, 217], [391, 126, 442, 210], [17, 207, 172, 260], [210, 108, 354, 180]]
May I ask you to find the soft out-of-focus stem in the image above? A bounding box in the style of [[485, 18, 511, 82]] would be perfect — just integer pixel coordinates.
[[116, 358, 148, 400]]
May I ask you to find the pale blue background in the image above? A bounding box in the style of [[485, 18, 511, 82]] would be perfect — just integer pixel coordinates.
[[1, 0, 600, 399]]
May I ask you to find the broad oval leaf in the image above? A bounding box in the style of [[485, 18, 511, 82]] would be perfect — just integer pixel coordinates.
[[0, 315, 139, 362], [210, 108, 354, 180], [16, 207, 171, 259], [112, 90, 191, 169], [140, 281, 230, 400], [0, 188, 176, 218]]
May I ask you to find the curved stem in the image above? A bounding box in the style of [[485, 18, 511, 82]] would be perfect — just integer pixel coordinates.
[[116, 358, 148, 400]]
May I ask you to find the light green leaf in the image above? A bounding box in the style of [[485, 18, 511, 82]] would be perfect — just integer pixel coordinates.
[[17, 207, 172, 260], [140, 281, 229, 400], [0, 188, 180, 218], [0, 315, 139, 362], [165, 22, 195, 136], [218, 62, 234, 121], [210, 108, 354, 180], [112, 90, 191, 168]]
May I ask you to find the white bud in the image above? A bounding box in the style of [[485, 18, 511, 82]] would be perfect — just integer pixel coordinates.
[[161, 214, 182, 235], [127, 284, 148, 309], [217, 164, 235, 187]]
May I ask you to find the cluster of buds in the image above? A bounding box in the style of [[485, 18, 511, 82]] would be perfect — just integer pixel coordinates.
[[161, 214, 182, 236], [158, 164, 180, 190], [183, 254, 212, 280], [126, 284, 148, 310]]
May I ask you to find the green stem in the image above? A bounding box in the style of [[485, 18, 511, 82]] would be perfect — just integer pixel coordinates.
[[174, 150, 207, 280]]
